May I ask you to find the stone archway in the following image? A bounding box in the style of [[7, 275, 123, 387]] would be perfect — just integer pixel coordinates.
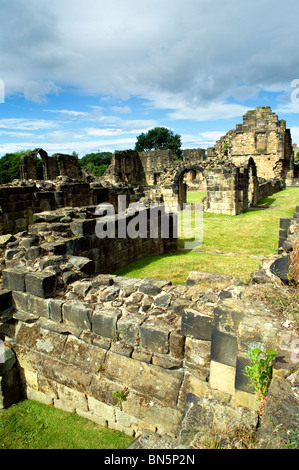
[[173, 164, 206, 209]]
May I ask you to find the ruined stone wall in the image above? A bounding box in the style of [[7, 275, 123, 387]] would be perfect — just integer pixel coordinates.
[[1, 266, 295, 440], [210, 107, 294, 181], [20, 149, 83, 182], [0, 183, 143, 237]]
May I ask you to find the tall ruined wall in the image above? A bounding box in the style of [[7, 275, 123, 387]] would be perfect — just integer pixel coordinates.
[[210, 107, 294, 181]]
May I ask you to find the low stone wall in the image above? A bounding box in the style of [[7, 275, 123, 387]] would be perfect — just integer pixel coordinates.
[[1, 262, 298, 443], [0, 182, 143, 236]]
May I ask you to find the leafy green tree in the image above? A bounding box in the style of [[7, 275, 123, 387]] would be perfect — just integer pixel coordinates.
[[79, 152, 112, 177], [295, 151, 299, 163], [0, 150, 32, 184], [135, 127, 182, 158]]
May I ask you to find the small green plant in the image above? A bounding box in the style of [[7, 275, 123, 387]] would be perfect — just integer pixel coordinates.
[[113, 330, 121, 342], [244, 348, 278, 413], [112, 387, 130, 408], [284, 426, 299, 449], [96, 364, 105, 373]]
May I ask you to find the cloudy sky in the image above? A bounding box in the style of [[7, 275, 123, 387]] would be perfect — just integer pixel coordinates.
[[1, 0, 299, 157]]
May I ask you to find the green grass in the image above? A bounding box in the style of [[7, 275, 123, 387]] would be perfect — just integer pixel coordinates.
[[0, 399, 134, 449], [114, 188, 299, 284]]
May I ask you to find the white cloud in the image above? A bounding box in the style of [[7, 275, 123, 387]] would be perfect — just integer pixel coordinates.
[[24, 81, 60, 103], [1, 0, 299, 108], [168, 102, 253, 122], [0, 119, 58, 131]]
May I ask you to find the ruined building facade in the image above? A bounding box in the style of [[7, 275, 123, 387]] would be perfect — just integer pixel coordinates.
[[207, 106, 294, 181]]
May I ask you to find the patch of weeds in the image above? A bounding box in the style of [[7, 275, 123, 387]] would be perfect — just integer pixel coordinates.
[[244, 348, 278, 415]]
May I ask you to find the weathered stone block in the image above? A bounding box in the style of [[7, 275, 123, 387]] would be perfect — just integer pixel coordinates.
[[122, 391, 183, 436], [117, 315, 144, 346], [71, 219, 96, 236], [68, 256, 95, 275], [62, 301, 92, 331], [91, 309, 122, 339], [29, 295, 50, 318], [181, 309, 214, 340], [210, 360, 236, 396], [234, 354, 255, 394], [25, 272, 57, 298], [61, 335, 106, 374], [179, 393, 258, 447], [49, 299, 64, 322], [15, 323, 66, 359], [213, 299, 245, 334], [169, 330, 185, 359], [210, 328, 238, 367], [2, 267, 29, 292], [39, 356, 92, 394], [139, 282, 162, 296], [139, 324, 169, 354], [103, 351, 184, 407]]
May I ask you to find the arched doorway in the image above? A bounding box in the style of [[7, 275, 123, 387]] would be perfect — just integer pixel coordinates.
[[173, 164, 207, 209]]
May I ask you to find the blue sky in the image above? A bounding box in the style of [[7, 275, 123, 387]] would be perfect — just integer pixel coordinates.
[[1, 0, 299, 157]]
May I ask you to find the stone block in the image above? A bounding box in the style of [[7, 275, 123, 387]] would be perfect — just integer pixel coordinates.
[[16, 323, 65, 359], [209, 360, 236, 396], [181, 309, 214, 341], [88, 396, 116, 422], [117, 315, 144, 346], [71, 219, 96, 236], [169, 330, 185, 359], [210, 328, 238, 367], [62, 301, 92, 331], [122, 391, 183, 437], [61, 335, 106, 374], [68, 256, 95, 275], [25, 272, 57, 298], [12, 291, 30, 312], [91, 309, 122, 339], [104, 351, 184, 407], [2, 267, 29, 292], [213, 299, 245, 334], [179, 393, 258, 447], [49, 299, 64, 322], [139, 323, 169, 354], [56, 383, 88, 412], [29, 295, 50, 318], [234, 354, 255, 394], [139, 282, 162, 296], [39, 355, 93, 394]]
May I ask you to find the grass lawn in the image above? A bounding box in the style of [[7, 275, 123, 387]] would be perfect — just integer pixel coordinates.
[[0, 399, 134, 449], [114, 187, 299, 284]]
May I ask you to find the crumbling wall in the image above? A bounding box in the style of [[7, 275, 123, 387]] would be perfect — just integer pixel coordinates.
[[209, 107, 294, 181], [20, 149, 83, 182]]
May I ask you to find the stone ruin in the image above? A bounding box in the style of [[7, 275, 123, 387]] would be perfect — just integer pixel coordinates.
[[20, 149, 83, 181], [0, 106, 298, 449]]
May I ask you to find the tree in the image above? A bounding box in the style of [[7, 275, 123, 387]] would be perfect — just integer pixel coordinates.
[[135, 127, 182, 158], [0, 150, 32, 184], [79, 152, 112, 177], [295, 151, 299, 163]]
